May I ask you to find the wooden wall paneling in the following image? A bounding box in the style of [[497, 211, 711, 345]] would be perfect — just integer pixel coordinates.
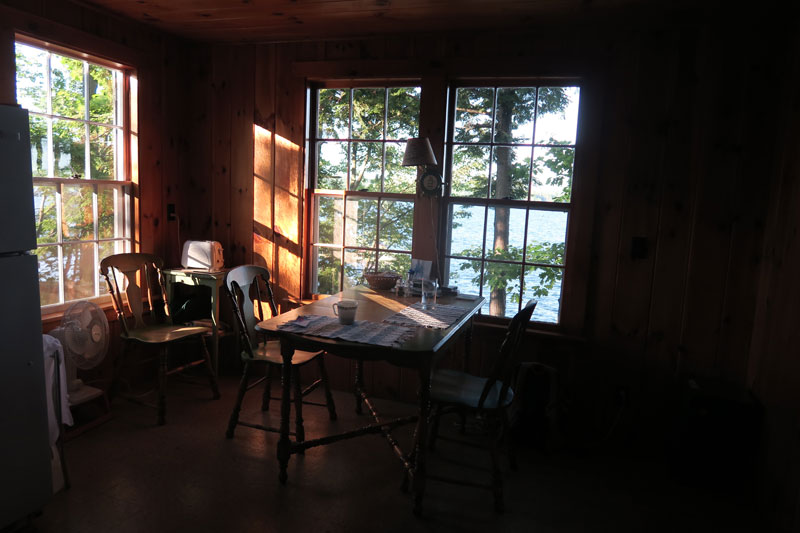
[[677, 26, 746, 379], [253, 44, 276, 271], [136, 58, 164, 256], [273, 43, 304, 306], [0, 26, 15, 105], [229, 44, 255, 267], [211, 45, 233, 252], [179, 43, 212, 252], [638, 28, 699, 406]]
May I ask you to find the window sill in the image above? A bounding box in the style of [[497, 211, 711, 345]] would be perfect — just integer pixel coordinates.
[[41, 295, 116, 326]]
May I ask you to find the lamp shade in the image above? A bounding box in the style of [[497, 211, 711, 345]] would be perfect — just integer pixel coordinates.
[[402, 137, 438, 166]]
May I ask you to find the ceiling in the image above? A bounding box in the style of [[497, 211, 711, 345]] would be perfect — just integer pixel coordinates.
[[82, 0, 648, 43]]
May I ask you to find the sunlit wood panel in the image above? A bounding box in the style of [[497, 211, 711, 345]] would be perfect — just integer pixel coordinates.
[[253, 231, 274, 272]]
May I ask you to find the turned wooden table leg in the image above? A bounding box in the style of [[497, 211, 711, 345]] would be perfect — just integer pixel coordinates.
[[412, 361, 432, 516], [354, 360, 364, 414], [277, 342, 294, 485]]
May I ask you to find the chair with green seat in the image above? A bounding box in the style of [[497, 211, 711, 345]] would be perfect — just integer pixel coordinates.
[[224, 265, 337, 441], [425, 299, 537, 512], [100, 253, 220, 425]]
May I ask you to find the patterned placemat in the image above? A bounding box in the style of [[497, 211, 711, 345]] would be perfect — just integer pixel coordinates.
[[382, 303, 467, 329], [277, 315, 415, 347]]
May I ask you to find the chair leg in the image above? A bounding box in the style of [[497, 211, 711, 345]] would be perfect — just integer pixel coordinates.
[[428, 404, 442, 451], [490, 418, 505, 513], [317, 357, 337, 421], [502, 408, 518, 471], [199, 336, 220, 400], [262, 363, 273, 412], [354, 360, 364, 414], [157, 346, 168, 426], [110, 339, 128, 399], [292, 366, 305, 453], [226, 360, 252, 438]]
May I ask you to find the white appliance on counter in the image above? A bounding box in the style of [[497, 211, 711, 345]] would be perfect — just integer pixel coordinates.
[[0, 104, 52, 528]]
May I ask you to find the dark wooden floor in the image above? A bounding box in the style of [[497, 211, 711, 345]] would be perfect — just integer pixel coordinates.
[[20, 375, 759, 533]]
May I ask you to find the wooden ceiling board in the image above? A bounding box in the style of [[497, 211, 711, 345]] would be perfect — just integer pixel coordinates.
[[80, 0, 647, 42]]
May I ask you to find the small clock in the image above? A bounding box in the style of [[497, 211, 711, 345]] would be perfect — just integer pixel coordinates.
[[419, 170, 443, 196]]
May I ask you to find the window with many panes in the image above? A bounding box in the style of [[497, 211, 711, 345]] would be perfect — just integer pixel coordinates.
[[444, 85, 580, 323], [15, 40, 134, 307], [309, 85, 421, 294]]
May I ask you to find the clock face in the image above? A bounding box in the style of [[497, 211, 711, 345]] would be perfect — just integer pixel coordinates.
[[420, 171, 441, 195]]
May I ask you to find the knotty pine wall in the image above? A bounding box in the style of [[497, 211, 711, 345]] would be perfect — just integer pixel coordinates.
[[2, 1, 800, 528]]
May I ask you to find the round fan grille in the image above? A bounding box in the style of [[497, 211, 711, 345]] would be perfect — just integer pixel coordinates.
[[61, 301, 110, 370]]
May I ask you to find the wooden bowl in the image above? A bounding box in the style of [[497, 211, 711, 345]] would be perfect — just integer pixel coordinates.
[[363, 271, 400, 290]]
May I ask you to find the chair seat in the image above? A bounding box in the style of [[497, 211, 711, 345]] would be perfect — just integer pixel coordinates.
[[123, 324, 211, 344], [430, 369, 514, 409], [247, 340, 323, 366]]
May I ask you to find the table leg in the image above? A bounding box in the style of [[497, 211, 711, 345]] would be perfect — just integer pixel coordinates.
[[210, 282, 220, 376], [354, 361, 364, 414], [412, 362, 432, 516], [463, 317, 475, 374], [277, 342, 294, 485]]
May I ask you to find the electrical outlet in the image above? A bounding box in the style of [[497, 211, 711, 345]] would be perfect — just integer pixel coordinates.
[[167, 203, 176, 221]]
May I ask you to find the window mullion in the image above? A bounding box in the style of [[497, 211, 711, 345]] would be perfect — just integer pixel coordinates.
[[55, 182, 64, 304]]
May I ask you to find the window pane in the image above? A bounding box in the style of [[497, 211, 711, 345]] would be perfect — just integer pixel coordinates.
[[344, 249, 373, 288], [526, 210, 567, 266], [314, 247, 342, 295], [491, 146, 530, 200], [90, 125, 116, 180], [314, 196, 343, 245], [387, 87, 420, 140], [29, 115, 50, 177], [53, 119, 85, 178], [15, 43, 48, 114], [384, 142, 416, 193], [446, 257, 481, 296], [317, 141, 347, 189], [34, 184, 58, 244], [449, 204, 485, 258], [451, 144, 489, 198], [350, 141, 381, 192], [494, 87, 536, 144], [454, 87, 493, 143], [88, 64, 115, 124], [486, 207, 526, 257], [62, 185, 95, 241], [531, 146, 574, 203], [379, 200, 413, 251], [535, 86, 580, 145], [352, 88, 384, 140], [35, 245, 60, 306], [523, 266, 563, 323], [51, 55, 85, 119], [378, 252, 411, 277], [344, 198, 377, 248], [482, 261, 524, 318], [318, 88, 349, 139], [62, 242, 96, 301], [99, 240, 127, 293], [98, 187, 123, 239]]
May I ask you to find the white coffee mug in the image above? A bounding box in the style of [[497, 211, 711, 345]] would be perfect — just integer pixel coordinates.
[[332, 299, 358, 325]]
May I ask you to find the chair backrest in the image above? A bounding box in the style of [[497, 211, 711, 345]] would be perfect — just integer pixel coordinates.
[[478, 299, 537, 410], [224, 265, 278, 357], [100, 253, 169, 336]]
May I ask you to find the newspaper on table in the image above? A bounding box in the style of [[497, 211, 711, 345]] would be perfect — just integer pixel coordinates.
[[381, 302, 467, 329], [277, 315, 415, 347]]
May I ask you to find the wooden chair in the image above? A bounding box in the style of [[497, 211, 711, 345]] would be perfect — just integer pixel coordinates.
[[425, 299, 537, 512], [100, 253, 220, 425], [224, 265, 336, 441]]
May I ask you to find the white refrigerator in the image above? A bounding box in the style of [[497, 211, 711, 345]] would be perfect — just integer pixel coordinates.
[[0, 104, 52, 528]]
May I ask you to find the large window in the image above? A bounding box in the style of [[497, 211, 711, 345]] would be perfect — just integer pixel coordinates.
[[15, 40, 134, 307], [308, 86, 421, 294], [444, 85, 580, 323]]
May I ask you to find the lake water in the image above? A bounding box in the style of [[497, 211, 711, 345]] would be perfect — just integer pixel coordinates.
[[444, 205, 566, 323]]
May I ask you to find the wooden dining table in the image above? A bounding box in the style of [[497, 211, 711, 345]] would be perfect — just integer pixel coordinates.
[[255, 285, 485, 514]]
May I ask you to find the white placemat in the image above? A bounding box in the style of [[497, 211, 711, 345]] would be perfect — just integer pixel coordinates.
[[382, 303, 467, 329], [277, 315, 415, 347]]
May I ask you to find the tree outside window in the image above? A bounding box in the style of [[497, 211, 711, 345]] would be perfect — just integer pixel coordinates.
[[15, 40, 133, 306]]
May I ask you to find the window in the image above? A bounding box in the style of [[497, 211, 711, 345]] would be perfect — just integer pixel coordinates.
[[308, 85, 421, 294], [444, 85, 580, 323], [15, 40, 134, 307]]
